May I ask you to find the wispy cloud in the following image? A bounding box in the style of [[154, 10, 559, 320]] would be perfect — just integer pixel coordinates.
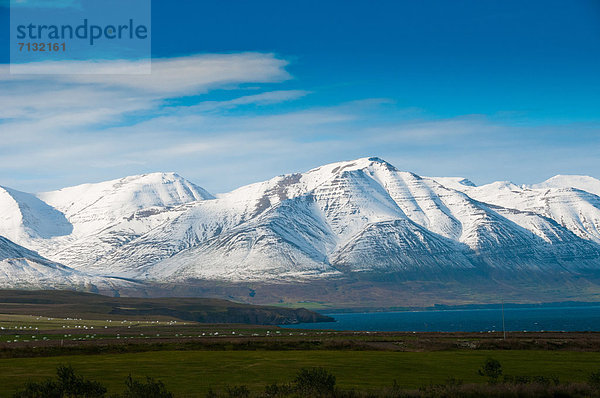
[[1, 53, 291, 90], [2, 0, 81, 8], [0, 53, 291, 137], [0, 52, 598, 194], [187, 90, 311, 112]]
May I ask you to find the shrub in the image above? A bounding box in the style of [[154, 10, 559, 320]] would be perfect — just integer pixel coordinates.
[[14, 365, 106, 398], [294, 367, 336, 396], [205, 387, 218, 398], [589, 370, 600, 388], [13, 380, 62, 398], [226, 385, 250, 398], [264, 383, 294, 397], [503, 374, 559, 386], [477, 358, 503, 383], [122, 375, 173, 398]]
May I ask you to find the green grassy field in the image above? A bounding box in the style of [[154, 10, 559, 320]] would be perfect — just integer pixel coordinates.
[[1, 350, 600, 397], [2, 293, 600, 397], [0, 313, 183, 329]]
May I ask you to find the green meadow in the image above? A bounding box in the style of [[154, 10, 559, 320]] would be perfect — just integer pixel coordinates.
[[2, 350, 600, 396]]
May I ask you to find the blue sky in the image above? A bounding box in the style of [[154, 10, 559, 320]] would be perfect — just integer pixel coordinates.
[[0, 0, 599, 193]]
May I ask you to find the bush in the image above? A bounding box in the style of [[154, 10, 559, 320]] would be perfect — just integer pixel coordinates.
[[14, 380, 62, 398], [122, 375, 173, 398], [205, 387, 218, 398], [478, 358, 503, 383], [225, 385, 250, 398], [264, 383, 294, 397], [503, 374, 559, 386], [294, 367, 336, 396], [14, 365, 106, 398], [589, 370, 600, 388]]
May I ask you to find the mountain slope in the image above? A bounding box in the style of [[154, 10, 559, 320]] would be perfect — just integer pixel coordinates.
[[0, 173, 214, 268], [533, 175, 600, 196], [0, 158, 598, 294], [0, 236, 132, 293], [0, 186, 72, 243], [88, 158, 600, 282], [37, 172, 213, 231], [431, 179, 600, 245]]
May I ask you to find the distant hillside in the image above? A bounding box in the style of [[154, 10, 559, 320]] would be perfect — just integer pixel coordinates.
[[0, 290, 333, 325]]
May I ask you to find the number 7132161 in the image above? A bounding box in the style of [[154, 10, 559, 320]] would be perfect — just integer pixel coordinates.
[[18, 42, 66, 52]]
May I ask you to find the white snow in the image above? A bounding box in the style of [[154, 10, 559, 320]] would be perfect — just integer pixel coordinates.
[[0, 186, 72, 243], [0, 236, 131, 291], [533, 175, 600, 196], [0, 158, 599, 286]]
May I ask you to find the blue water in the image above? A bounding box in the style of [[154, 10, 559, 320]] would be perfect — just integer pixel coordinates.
[[283, 306, 600, 332]]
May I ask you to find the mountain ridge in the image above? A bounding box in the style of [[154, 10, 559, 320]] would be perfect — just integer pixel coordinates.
[[1, 157, 600, 305]]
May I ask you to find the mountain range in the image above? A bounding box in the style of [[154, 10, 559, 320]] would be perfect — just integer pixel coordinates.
[[2, 157, 600, 307]]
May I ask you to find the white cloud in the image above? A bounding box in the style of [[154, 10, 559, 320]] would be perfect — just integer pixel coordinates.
[[0, 53, 292, 141], [187, 90, 311, 112], [0, 52, 305, 191], [3, 53, 291, 93], [2, 0, 81, 8], [0, 52, 598, 194]]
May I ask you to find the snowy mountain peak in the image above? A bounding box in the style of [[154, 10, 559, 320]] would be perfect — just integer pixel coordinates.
[[38, 172, 213, 220], [296, 157, 391, 178], [222, 157, 399, 209], [425, 176, 477, 191], [118, 171, 204, 189], [365, 156, 397, 168], [481, 181, 521, 191], [0, 186, 72, 243], [533, 174, 600, 196]]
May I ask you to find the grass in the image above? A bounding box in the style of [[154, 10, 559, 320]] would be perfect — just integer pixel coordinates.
[[0, 312, 300, 349], [0, 289, 332, 325], [0, 313, 184, 329], [2, 350, 600, 397], [3, 304, 600, 397]]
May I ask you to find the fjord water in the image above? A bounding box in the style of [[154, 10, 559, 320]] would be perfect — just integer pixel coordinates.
[[283, 305, 600, 332]]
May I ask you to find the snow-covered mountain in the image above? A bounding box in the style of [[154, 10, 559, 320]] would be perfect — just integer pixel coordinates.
[[98, 158, 600, 281], [0, 236, 130, 293], [428, 176, 600, 245], [0, 186, 72, 243], [25, 172, 213, 268], [533, 175, 600, 196], [1, 158, 599, 292]]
